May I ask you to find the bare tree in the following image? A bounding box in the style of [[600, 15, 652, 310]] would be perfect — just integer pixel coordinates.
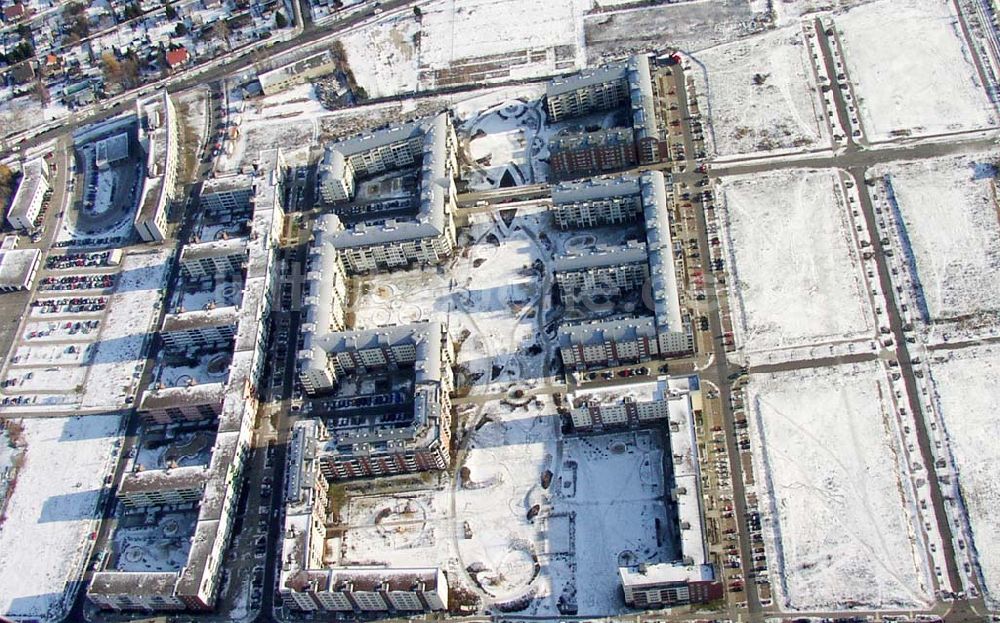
[[213, 20, 231, 51]]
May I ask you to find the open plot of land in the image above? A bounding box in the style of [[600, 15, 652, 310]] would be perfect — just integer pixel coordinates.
[[690, 25, 829, 158], [718, 168, 874, 364], [872, 155, 1000, 339], [341, 14, 421, 98], [836, 0, 996, 142], [746, 361, 935, 610], [0, 415, 122, 622], [927, 346, 1000, 607], [584, 0, 762, 63], [416, 0, 584, 88]]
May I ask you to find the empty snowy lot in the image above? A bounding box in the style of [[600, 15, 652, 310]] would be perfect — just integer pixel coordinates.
[[719, 168, 873, 363], [0, 415, 122, 622], [747, 362, 935, 610], [873, 156, 1000, 336], [584, 0, 759, 63], [927, 346, 1000, 607], [690, 26, 829, 158], [836, 0, 996, 142], [341, 13, 420, 97]]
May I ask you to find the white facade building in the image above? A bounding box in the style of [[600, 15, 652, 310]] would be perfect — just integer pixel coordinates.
[[7, 157, 49, 231]]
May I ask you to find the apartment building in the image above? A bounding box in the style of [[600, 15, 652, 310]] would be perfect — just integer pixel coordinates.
[[546, 62, 630, 122], [134, 91, 178, 242], [318, 119, 425, 203], [159, 306, 239, 351], [551, 172, 692, 369], [88, 150, 284, 614], [553, 240, 649, 301], [544, 54, 669, 168], [567, 375, 692, 431], [550, 176, 643, 230], [117, 466, 208, 509], [316, 113, 459, 273], [137, 383, 226, 425], [618, 373, 720, 606], [620, 564, 722, 608], [297, 321, 454, 479], [178, 238, 246, 280], [199, 174, 253, 218], [278, 421, 449, 612], [558, 316, 661, 370], [6, 157, 49, 231], [548, 127, 637, 180]]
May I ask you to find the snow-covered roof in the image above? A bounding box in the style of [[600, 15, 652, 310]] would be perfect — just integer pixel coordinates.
[[321, 113, 453, 249], [550, 126, 635, 152], [161, 305, 239, 333], [551, 174, 640, 205], [138, 382, 226, 411], [0, 247, 40, 289], [628, 54, 661, 142], [641, 171, 685, 336], [558, 315, 658, 348], [89, 571, 180, 596], [546, 61, 627, 98], [118, 465, 208, 495], [8, 158, 49, 223], [179, 237, 247, 263], [333, 119, 423, 156], [553, 240, 647, 273], [618, 562, 714, 588], [200, 172, 253, 195]]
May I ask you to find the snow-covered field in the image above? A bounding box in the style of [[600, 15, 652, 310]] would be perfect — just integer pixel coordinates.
[[0, 415, 122, 622], [927, 346, 1000, 607], [747, 362, 935, 610], [836, 0, 996, 142], [718, 168, 875, 364], [417, 0, 585, 87], [690, 25, 829, 158], [341, 14, 420, 97], [871, 155, 1000, 339], [584, 0, 763, 63]]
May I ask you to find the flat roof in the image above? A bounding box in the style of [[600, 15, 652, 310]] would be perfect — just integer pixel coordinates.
[[8, 158, 48, 222], [0, 247, 40, 288], [161, 306, 239, 334], [546, 61, 627, 98]]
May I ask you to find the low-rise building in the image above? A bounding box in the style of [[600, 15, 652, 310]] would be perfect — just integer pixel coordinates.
[[258, 49, 338, 96], [7, 157, 49, 231], [558, 316, 660, 370], [0, 247, 41, 292], [95, 132, 130, 169]]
